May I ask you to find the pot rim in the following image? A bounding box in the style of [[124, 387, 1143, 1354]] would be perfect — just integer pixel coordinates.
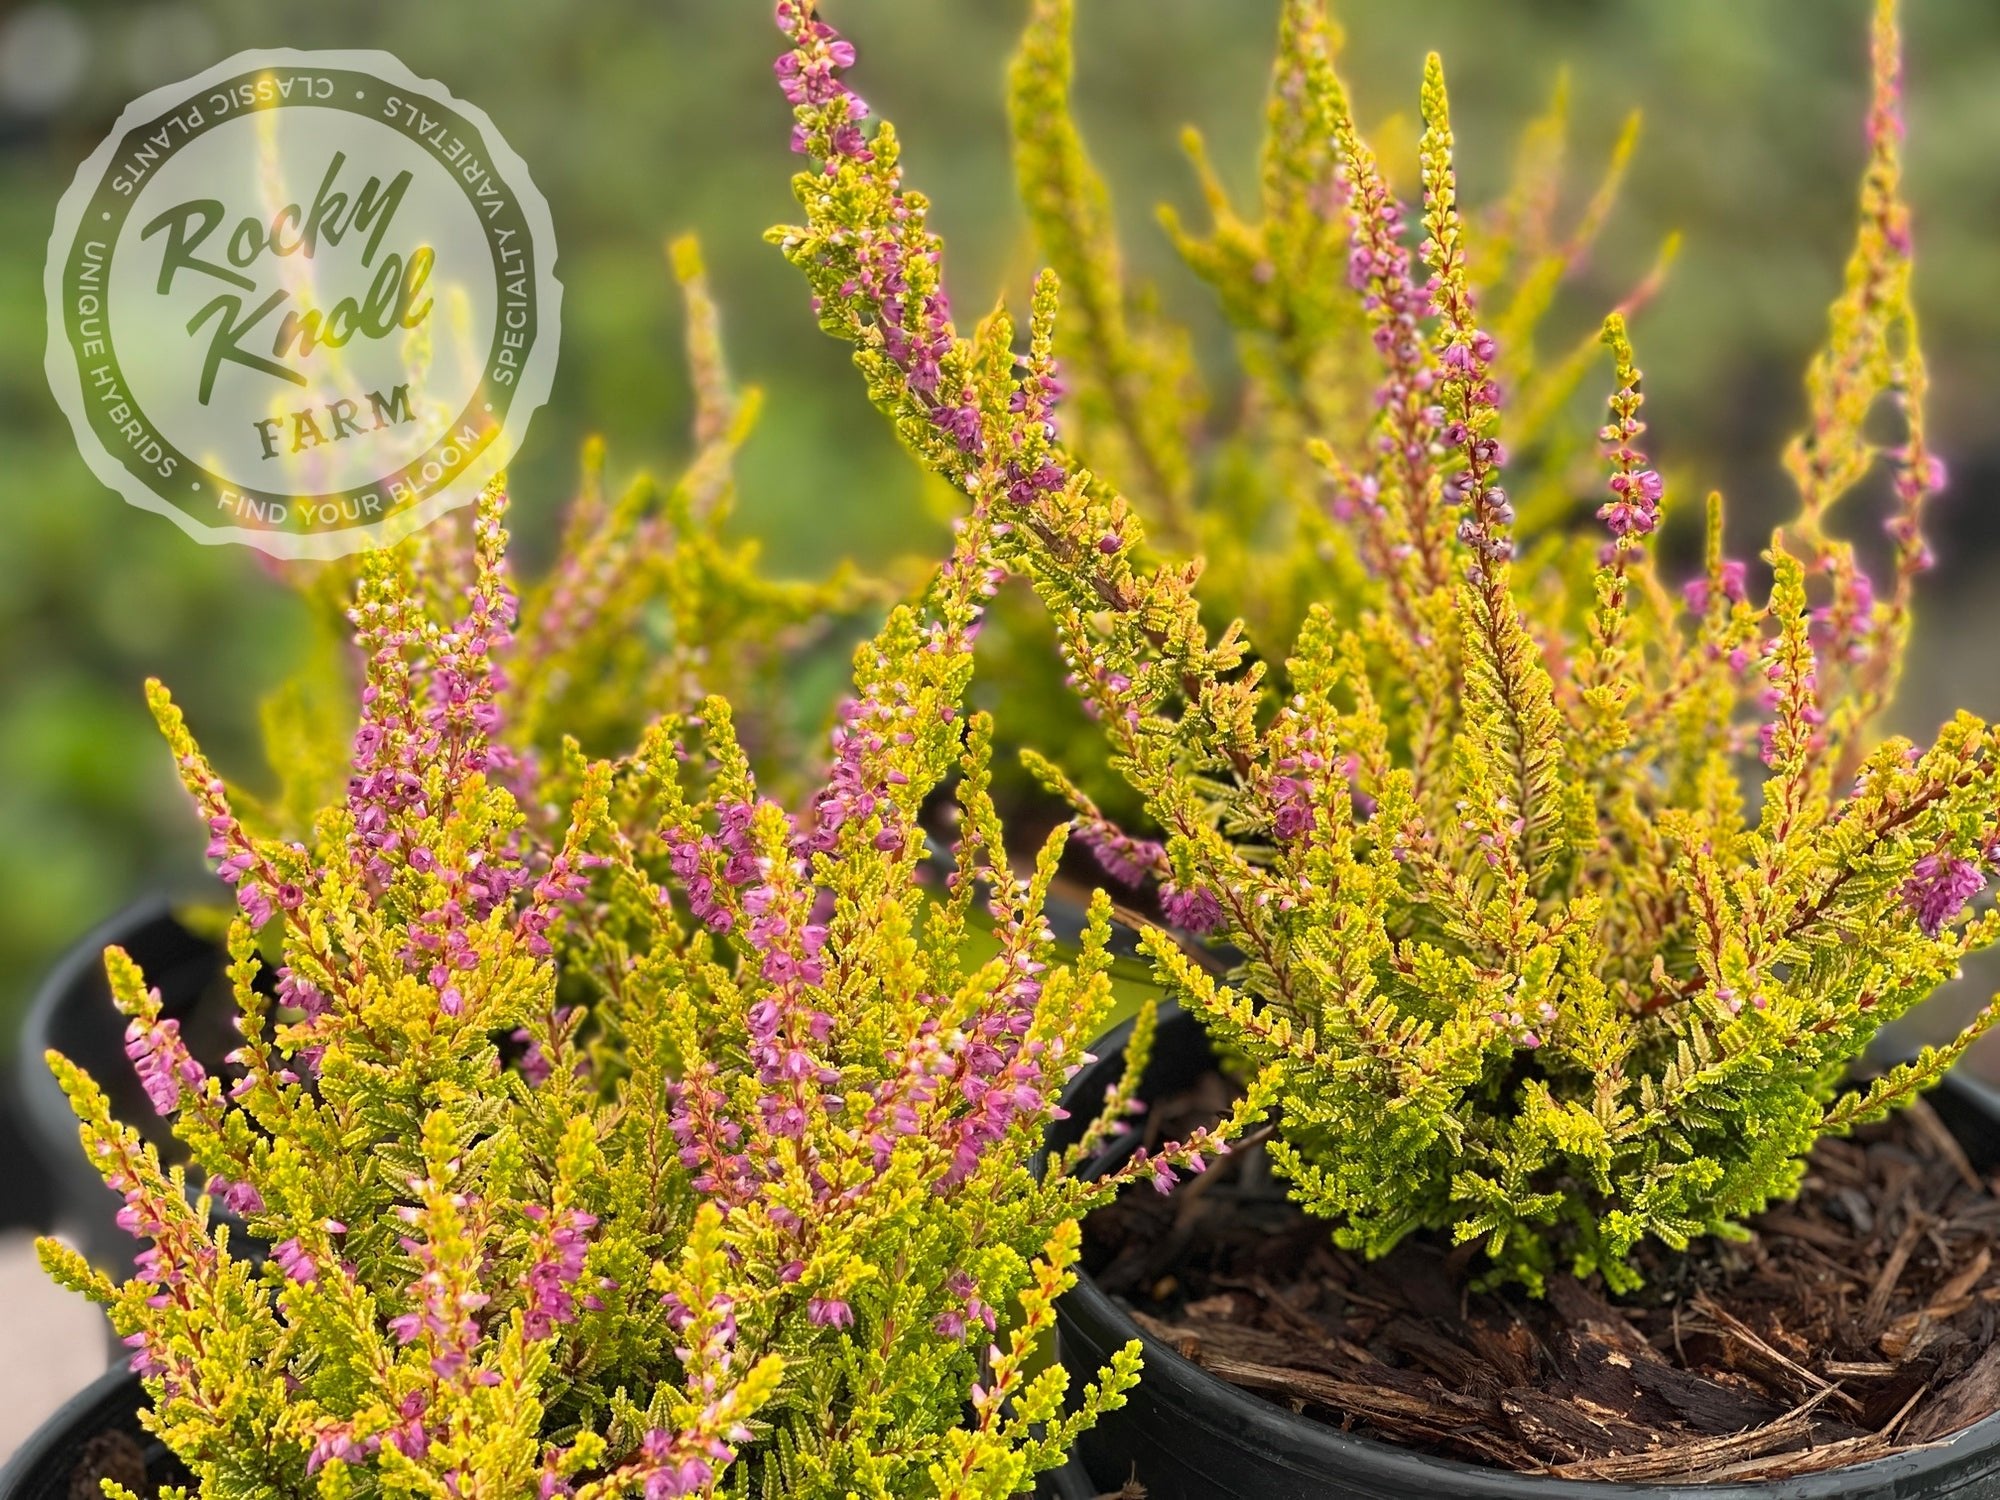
[[0, 1365, 146, 1497], [1058, 1005, 2000, 1497]]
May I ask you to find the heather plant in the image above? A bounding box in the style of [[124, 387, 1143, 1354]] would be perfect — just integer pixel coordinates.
[[964, 0, 1673, 818], [37, 480, 1252, 1497], [1003, 0, 1672, 664], [244, 235, 879, 849], [770, 0, 2000, 1293]]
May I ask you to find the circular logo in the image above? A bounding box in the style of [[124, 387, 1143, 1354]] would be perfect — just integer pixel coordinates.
[[44, 50, 560, 558]]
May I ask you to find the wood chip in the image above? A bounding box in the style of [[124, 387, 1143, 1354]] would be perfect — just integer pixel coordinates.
[[1691, 1293, 1862, 1416], [1547, 1390, 1835, 1481], [1905, 1341, 2000, 1443], [1865, 1216, 1926, 1337], [1908, 1097, 1982, 1192]]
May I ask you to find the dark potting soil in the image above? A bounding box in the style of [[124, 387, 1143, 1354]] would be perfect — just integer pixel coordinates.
[[64, 1431, 148, 1500], [1082, 1069, 2000, 1483]]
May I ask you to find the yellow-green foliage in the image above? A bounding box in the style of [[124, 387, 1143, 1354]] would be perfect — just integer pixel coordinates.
[[39, 481, 1259, 1494], [237, 235, 883, 850], [973, 0, 1671, 833], [772, 0, 1995, 1291], [1005, 0, 1664, 662]]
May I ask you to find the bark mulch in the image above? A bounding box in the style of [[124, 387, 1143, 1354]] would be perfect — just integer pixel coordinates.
[[1082, 1070, 2000, 1482]]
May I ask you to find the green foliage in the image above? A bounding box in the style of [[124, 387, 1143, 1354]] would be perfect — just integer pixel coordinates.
[[969, 0, 1668, 833], [773, 0, 2000, 1292], [1006, 0, 1665, 661], [40, 476, 1260, 1493], [229, 235, 885, 857]]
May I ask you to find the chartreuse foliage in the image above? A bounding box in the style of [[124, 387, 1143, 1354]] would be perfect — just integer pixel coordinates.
[[39, 480, 1254, 1496], [242, 234, 882, 849], [771, 0, 2000, 1292], [975, 0, 1668, 825], [1002, 0, 1667, 665]]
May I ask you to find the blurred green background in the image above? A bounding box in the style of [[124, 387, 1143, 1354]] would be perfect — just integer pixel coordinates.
[[3, 0, 2000, 1052]]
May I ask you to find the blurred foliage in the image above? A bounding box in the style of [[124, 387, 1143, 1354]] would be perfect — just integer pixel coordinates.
[[3, 0, 2000, 1047]]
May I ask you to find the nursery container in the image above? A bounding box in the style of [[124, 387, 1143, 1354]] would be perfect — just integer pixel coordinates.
[[0, 1078, 56, 1234], [16, 892, 231, 1277], [0, 1366, 185, 1499], [1051, 1007, 2000, 1499], [1035, 1462, 1106, 1498]]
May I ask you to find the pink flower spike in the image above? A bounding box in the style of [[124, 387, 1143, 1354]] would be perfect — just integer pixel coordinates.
[[1905, 852, 1985, 938]]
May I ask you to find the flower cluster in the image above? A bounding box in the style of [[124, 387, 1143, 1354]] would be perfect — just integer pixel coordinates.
[[580, 487, 1261, 1492], [247, 234, 883, 859], [773, 0, 2000, 1292], [1907, 852, 1987, 940], [41, 465, 1250, 1495], [955, 0, 1670, 837]]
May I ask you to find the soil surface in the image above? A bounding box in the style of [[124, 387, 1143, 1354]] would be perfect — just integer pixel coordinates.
[[65, 1430, 146, 1499], [1082, 1070, 2000, 1482]]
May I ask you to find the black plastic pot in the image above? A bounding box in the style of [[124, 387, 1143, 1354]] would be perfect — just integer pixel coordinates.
[[1051, 1007, 2000, 1499], [1034, 1461, 1103, 1499], [0, 1072, 57, 1234], [17, 892, 233, 1277], [0, 1367, 185, 1499], [0, 1364, 1095, 1499]]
